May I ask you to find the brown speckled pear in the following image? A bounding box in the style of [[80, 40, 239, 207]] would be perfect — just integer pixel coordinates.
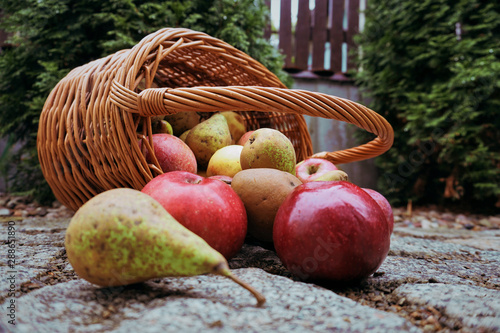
[[232, 168, 302, 242], [221, 111, 247, 143]]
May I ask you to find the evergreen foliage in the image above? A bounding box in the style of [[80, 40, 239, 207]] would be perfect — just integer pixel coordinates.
[[0, 0, 288, 203], [356, 0, 500, 211]]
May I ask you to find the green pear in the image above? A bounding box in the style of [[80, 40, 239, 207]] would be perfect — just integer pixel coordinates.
[[65, 188, 265, 306], [185, 113, 232, 168], [152, 119, 173, 135], [240, 128, 297, 175], [314, 170, 349, 182], [221, 111, 247, 144], [179, 129, 190, 142], [164, 111, 202, 136], [137, 115, 165, 134], [150, 115, 165, 123]]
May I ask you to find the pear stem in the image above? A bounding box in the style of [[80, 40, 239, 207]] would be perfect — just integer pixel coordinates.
[[225, 272, 267, 307], [214, 263, 266, 307]]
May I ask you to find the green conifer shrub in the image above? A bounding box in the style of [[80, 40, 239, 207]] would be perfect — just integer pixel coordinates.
[[356, 0, 500, 212], [0, 0, 288, 204]]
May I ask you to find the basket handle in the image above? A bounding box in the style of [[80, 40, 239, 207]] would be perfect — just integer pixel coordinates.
[[110, 81, 393, 164]]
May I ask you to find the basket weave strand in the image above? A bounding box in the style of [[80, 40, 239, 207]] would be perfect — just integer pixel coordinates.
[[110, 83, 393, 163], [37, 27, 393, 211]]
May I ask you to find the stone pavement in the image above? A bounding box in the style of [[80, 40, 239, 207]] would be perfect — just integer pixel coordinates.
[[0, 201, 499, 332]]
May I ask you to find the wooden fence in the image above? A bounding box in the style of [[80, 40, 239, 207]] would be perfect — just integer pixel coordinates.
[[1, 1, 363, 78], [266, 0, 363, 80]]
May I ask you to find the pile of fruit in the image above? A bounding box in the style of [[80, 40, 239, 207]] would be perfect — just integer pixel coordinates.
[[64, 112, 394, 306]]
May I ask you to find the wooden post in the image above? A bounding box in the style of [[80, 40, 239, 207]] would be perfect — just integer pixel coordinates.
[[346, 0, 360, 71], [279, 0, 293, 68], [330, 0, 345, 74], [295, 0, 311, 71], [269, 0, 361, 77], [311, 0, 329, 74], [264, 0, 272, 40]]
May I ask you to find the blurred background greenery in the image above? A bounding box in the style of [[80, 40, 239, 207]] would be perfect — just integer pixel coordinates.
[[0, 0, 289, 204], [355, 0, 499, 212]]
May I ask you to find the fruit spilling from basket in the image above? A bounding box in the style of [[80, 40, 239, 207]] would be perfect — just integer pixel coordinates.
[[65, 110, 394, 306], [35, 28, 395, 307]]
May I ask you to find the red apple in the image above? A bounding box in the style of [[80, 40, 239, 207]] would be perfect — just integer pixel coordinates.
[[236, 130, 255, 146], [362, 188, 394, 235], [208, 175, 233, 185], [144, 134, 197, 174], [273, 181, 390, 283], [141, 171, 246, 259], [295, 158, 338, 183]]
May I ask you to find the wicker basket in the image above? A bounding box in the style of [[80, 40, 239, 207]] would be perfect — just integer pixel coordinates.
[[37, 28, 393, 211]]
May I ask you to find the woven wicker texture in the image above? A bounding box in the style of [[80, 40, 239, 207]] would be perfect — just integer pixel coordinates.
[[37, 28, 393, 211]]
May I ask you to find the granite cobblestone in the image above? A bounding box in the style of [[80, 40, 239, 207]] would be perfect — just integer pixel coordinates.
[[1, 195, 499, 332]]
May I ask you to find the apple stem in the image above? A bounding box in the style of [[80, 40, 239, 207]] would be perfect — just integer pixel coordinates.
[[308, 165, 319, 174], [214, 264, 266, 307]]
